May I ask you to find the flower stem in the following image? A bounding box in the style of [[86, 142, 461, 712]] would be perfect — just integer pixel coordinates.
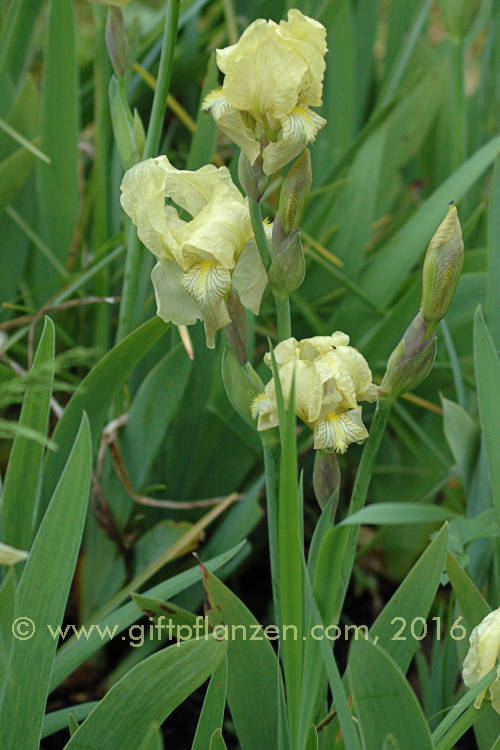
[[274, 293, 291, 340], [248, 198, 272, 269], [263, 436, 281, 626], [331, 398, 392, 624], [116, 0, 180, 343]]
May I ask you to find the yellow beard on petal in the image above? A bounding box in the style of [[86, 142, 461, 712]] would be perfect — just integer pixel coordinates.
[[182, 260, 231, 308]]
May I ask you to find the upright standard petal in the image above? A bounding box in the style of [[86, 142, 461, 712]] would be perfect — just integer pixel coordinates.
[[216, 19, 310, 123], [278, 9, 328, 106]]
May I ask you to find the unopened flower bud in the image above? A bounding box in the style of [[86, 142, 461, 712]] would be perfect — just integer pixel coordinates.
[[380, 312, 437, 401], [109, 76, 145, 168], [238, 152, 268, 202], [224, 291, 248, 365], [439, 0, 482, 43], [105, 6, 128, 77], [222, 346, 264, 428], [421, 204, 464, 335], [278, 150, 312, 235], [313, 450, 340, 516], [268, 229, 305, 296]]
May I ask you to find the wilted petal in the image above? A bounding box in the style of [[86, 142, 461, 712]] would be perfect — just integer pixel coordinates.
[[232, 239, 268, 314], [151, 259, 201, 326], [313, 407, 369, 454], [463, 607, 500, 711], [202, 89, 261, 166], [262, 106, 326, 174], [0, 541, 28, 566]]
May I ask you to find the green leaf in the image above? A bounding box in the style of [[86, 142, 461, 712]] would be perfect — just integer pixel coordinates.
[[42, 703, 100, 739], [474, 306, 500, 523], [121, 344, 191, 488], [209, 728, 228, 750], [361, 133, 500, 308], [192, 659, 227, 750], [340, 503, 458, 526], [40, 317, 168, 520], [34, 0, 79, 298], [486, 156, 500, 347], [2, 317, 54, 550], [0, 415, 92, 750], [186, 52, 218, 170], [0, 0, 42, 89], [50, 541, 246, 690], [0, 144, 34, 211], [0, 570, 15, 681], [222, 346, 263, 429], [369, 523, 448, 673], [349, 638, 433, 750], [202, 566, 280, 750], [64, 637, 226, 749], [442, 396, 479, 491]]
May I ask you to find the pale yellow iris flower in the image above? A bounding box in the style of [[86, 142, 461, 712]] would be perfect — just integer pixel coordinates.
[[463, 607, 500, 714], [252, 333, 377, 453], [203, 9, 328, 175], [120, 156, 268, 347]]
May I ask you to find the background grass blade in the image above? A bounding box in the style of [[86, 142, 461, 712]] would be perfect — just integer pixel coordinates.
[[1, 317, 54, 550], [34, 0, 79, 301], [0, 414, 92, 750], [64, 636, 226, 750], [191, 658, 227, 750]]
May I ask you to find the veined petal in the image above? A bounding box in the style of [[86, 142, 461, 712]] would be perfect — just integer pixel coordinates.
[[262, 106, 326, 174], [232, 239, 268, 315], [203, 89, 261, 166], [217, 19, 309, 123], [252, 392, 279, 430], [181, 260, 232, 348], [151, 259, 201, 326], [313, 408, 369, 454], [278, 9, 327, 107], [278, 360, 325, 424]]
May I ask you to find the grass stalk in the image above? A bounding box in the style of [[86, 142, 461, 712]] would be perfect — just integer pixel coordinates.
[[116, 0, 180, 342]]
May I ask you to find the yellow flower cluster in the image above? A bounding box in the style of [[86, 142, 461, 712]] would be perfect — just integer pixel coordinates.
[[203, 9, 327, 175], [252, 333, 377, 453], [463, 607, 500, 714], [120, 156, 268, 347]]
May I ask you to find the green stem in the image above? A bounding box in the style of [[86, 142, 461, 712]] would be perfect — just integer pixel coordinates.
[[263, 437, 281, 627], [221, 0, 238, 44], [92, 5, 112, 351], [116, 0, 180, 343], [332, 399, 392, 624], [274, 293, 291, 340], [448, 39, 466, 171], [248, 198, 272, 270]]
